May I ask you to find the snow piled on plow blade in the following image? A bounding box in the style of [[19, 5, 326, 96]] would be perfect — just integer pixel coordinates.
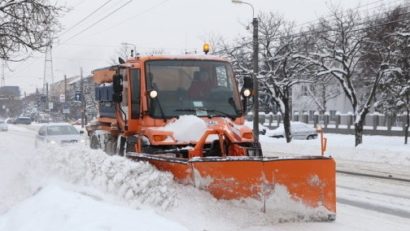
[[33, 145, 177, 209], [30, 145, 334, 225]]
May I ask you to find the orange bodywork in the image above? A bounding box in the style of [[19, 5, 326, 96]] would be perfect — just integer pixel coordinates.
[[133, 154, 336, 214], [89, 55, 336, 218]]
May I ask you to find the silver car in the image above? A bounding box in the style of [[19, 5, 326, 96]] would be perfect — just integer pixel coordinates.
[[266, 122, 318, 140], [35, 123, 86, 147], [0, 119, 8, 131]]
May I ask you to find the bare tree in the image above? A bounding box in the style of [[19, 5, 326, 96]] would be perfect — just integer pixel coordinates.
[[305, 75, 341, 114], [368, 6, 410, 144], [300, 8, 384, 146], [217, 13, 315, 143], [0, 0, 63, 61], [258, 13, 316, 142]]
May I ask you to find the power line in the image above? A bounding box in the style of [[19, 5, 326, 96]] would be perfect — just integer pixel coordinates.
[[262, 5, 410, 44], [219, 5, 410, 53], [105, 0, 170, 32], [87, 0, 170, 38], [61, 0, 133, 43], [292, 0, 405, 31], [59, 0, 114, 37]]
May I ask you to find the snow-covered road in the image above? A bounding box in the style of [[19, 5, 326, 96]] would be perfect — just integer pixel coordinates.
[[1, 124, 410, 231]]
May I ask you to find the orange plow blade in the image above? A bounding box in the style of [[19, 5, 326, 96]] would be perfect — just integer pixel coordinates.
[[191, 156, 336, 216], [131, 153, 336, 220]]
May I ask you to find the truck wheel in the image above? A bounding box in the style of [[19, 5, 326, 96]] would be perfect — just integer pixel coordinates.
[[105, 139, 117, 155], [116, 136, 126, 156], [90, 135, 101, 149], [126, 136, 137, 153]]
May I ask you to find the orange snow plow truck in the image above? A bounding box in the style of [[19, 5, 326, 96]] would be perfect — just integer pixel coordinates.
[[86, 54, 336, 220]]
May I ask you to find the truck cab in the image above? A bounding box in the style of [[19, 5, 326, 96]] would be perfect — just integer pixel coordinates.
[[89, 55, 254, 157]]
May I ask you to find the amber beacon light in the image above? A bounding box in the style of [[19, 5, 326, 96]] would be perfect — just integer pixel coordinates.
[[203, 43, 210, 54]]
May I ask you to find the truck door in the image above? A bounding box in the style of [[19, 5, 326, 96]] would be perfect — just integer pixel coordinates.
[[130, 69, 140, 118], [120, 69, 129, 117]]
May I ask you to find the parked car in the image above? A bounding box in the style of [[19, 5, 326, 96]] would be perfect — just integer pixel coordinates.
[[6, 118, 16, 124], [0, 119, 8, 131], [266, 122, 318, 140], [14, 116, 32, 125], [35, 123, 86, 147]]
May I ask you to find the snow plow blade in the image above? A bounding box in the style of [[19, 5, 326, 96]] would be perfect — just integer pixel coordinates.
[[192, 156, 336, 214], [130, 154, 336, 217]]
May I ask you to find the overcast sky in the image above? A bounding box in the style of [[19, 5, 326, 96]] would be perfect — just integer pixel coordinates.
[[2, 0, 404, 94]]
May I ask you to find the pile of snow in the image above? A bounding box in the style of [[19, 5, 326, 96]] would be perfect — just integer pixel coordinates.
[[32, 145, 178, 210], [0, 185, 189, 231], [262, 185, 331, 222], [162, 115, 208, 142]]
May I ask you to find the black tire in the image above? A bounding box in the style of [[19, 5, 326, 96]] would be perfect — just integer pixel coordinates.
[[117, 136, 126, 156], [306, 134, 317, 140], [90, 135, 101, 149], [105, 139, 117, 155], [126, 136, 137, 153]]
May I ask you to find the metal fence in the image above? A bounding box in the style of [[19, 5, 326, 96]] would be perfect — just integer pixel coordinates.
[[248, 112, 408, 136]]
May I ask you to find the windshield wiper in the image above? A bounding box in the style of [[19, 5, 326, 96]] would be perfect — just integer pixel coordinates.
[[151, 95, 167, 122], [205, 109, 235, 120], [229, 97, 241, 115], [175, 108, 196, 113], [175, 108, 235, 120]]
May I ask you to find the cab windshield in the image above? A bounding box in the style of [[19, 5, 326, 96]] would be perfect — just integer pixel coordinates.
[[146, 60, 242, 119]]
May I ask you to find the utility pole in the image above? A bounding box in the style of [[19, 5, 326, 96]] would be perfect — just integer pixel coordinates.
[[252, 16, 260, 145], [232, 0, 260, 154], [1, 60, 5, 87], [64, 75, 67, 121], [46, 83, 49, 111], [80, 68, 85, 128]]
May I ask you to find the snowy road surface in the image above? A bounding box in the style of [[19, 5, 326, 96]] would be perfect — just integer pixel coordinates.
[[1, 124, 410, 231]]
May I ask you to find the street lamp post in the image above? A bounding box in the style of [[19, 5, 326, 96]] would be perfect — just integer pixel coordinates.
[[232, 0, 260, 150]]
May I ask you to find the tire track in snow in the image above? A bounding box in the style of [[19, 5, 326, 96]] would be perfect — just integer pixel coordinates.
[[337, 197, 410, 219], [337, 185, 410, 200], [337, 170, 410, 183]]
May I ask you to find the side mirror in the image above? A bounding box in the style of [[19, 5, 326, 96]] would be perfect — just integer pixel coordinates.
[[80, 130, 84, 134], [112, 74, 123, 103], [113, 74, 123, 93]]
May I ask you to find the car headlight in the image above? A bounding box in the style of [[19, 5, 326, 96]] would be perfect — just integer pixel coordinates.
[[48, 140, 57, 144], [80, 139, 86, 143]]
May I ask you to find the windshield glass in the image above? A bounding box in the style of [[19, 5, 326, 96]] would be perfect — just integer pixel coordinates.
[[145, 60, 242, 118], [47, 125, 79, 136]]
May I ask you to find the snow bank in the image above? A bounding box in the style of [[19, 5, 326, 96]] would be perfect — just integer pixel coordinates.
[[260, 134, 410, 167], [262, 185, 331, 222], [0, 185, 189, 231], [31, 145, 178, 210]]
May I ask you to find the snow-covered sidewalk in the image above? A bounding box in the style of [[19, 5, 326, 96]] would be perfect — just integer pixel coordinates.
[[261, 134, 410, 179]]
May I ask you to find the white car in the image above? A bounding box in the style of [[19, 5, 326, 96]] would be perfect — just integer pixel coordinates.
[[35, 123, 86, 146], [266, 122, 318, 140], [0, 119, 8, 131]]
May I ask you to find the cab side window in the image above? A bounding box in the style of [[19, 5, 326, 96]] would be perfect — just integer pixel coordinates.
[[120, 69, 129, 110], [130, 69, 140, 118]]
